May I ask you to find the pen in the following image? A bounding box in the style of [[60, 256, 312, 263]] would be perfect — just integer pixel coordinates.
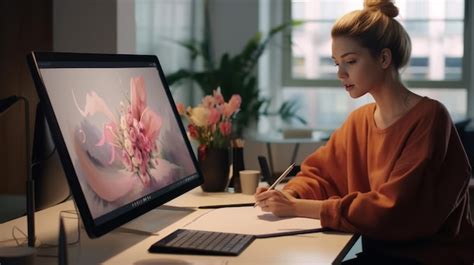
[[198, 203, 254, 209], [254, 227, 328, 239], [254, 163, 295, 207]]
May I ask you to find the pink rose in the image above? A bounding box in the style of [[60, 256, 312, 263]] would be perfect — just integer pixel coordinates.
[[213, 88, 225, 105], [229, 94, 241, 111], [219, 121, 232, 136], [208, 108, 221, 126], [222, 103, 233, 118]]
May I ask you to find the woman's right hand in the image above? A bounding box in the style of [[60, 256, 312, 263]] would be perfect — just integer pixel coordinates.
[[255, 187, 269, 195], [254, 188, 298, 217]]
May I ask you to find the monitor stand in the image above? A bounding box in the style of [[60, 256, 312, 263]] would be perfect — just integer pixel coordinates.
[[70, 198, 194, 237], [116, 205, 195, 236]]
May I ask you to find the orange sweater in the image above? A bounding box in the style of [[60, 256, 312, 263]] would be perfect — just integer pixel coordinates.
[[284, 97, 474, 264]]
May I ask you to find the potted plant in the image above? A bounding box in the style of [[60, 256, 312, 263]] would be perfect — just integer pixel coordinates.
[[176, 88, 241, 192], [166, 20, 306, 137]]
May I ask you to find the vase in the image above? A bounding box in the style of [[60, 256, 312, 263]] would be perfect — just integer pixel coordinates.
[[198, 147, 230, 192]]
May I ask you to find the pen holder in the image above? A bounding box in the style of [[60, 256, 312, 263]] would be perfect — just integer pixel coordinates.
[[230, 146, 245, 192]]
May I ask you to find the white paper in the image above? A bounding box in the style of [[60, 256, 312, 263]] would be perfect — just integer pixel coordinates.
[[182, 206, 321, 236], [165, 187, 255, 208]]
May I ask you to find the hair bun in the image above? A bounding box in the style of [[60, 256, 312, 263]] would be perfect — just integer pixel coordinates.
[[364, 0, 399, 18]]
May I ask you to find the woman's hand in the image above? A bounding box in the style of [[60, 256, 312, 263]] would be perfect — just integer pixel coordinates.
[[254, 187, 323, 219], [254, 188, 297, 217]]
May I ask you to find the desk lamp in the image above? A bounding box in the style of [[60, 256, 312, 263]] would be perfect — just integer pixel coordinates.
[[0, 95, 36, 264]]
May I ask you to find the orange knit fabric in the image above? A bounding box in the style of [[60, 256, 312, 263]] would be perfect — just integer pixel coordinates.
[[284, 97, 474, 264]]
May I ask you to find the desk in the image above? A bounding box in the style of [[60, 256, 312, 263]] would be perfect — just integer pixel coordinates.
[[0, 187, 356, 264], [250, 131, 329, 174]]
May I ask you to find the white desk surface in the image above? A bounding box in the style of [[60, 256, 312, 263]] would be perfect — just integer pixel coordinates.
[[0, 187, 356, 265]]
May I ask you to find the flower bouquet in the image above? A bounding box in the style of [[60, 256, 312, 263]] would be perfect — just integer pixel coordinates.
[[177, 88, 241, 159], [176, 88, 241, 192]]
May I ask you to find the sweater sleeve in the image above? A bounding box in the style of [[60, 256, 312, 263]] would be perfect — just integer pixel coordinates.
[[283, 117, 350, 199], [320, 104, 472, 240]]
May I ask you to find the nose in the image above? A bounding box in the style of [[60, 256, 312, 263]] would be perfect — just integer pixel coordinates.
[[337, 65, 348, 80]]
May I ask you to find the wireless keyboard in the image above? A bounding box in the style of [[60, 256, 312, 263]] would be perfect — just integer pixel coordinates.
[[148, 229, 255, 256]]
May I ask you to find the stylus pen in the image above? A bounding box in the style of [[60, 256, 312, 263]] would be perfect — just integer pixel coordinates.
[[254, 163, 296, 207], [198, 203, 255, 209], [255, 227, 328, 239]]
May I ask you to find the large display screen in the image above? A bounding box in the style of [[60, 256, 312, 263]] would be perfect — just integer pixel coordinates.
[[27, 52, 202, 237]]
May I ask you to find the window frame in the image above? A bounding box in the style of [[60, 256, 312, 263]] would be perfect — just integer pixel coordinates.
[[281, 0, 472, 90]]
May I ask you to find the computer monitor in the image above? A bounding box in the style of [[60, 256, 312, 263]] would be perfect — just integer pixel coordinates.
[[27, 52, 203, 238]]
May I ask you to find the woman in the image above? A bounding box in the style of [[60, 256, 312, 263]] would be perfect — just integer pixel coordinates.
[[255, 0, 474, 264]]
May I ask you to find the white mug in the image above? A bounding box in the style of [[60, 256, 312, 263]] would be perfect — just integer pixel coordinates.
[[239, 170, 260, 195]]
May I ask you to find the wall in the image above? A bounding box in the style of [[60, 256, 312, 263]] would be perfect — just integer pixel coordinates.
[[0, 0, 120, 195], [0, 0, 52, 194], [207, 0, 258, 58], [117, 0, 136, 53], [53, 0, 117, 53]]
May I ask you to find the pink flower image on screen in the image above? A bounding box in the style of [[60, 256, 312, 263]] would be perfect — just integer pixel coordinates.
[[73, 76, 163, 202]]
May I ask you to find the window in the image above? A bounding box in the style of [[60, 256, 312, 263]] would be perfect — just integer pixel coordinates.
[[135, 0, 204, 105], [136, 0, 197, 75], [280, 0, 469, 130]]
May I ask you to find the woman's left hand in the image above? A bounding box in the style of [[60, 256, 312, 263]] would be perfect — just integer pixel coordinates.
[[254, 189, 297, 217]]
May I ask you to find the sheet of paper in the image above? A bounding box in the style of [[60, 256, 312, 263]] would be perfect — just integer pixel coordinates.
[[165, 187, 255, 208], [182, 206, 321, 236]]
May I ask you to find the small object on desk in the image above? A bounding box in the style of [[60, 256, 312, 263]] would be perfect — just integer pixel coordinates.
[[198, 203, 255, 209], [229, 139, 245, 192], [149, 229, 255, 256], [239, 170, 260, 195], [254, 163, 295, 207]]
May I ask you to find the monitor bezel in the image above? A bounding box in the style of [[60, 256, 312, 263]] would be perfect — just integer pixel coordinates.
[[27, 51, 203, 238]]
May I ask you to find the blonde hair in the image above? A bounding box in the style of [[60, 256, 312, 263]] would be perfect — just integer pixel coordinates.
[[331, 0, 411, 70]]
